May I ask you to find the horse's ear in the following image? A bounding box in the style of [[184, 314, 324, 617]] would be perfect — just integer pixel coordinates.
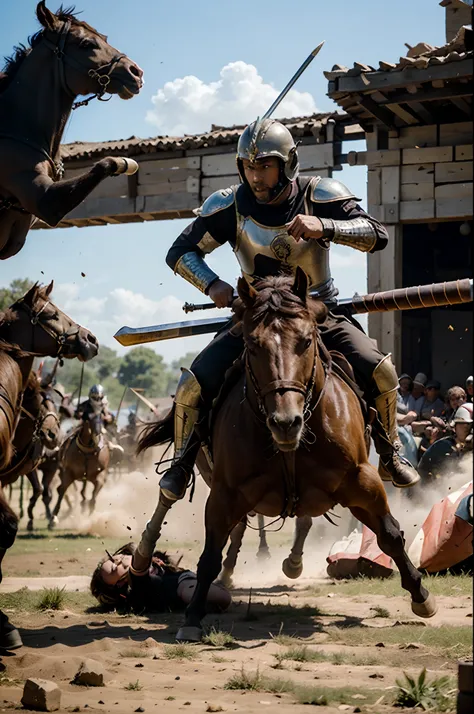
[[237, 277, 257, 307], [45, 280, 54, 296], [36, 2, 59, 31], [292, 267, 309, 303], [23, 283, 38, 306]]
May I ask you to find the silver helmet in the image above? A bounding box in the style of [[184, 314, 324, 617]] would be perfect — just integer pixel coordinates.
[[89, 384, 105, 402], [236, 119, 299, 190], [451, 403, 473, 425]]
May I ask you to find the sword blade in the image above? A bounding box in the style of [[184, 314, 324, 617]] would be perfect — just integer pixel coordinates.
[[263, 41, 325, 120], [114, 317, 230, 346]]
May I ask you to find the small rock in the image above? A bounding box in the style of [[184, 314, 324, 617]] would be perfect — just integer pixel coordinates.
[[98, 701, 104, 705], [399, 642, 422, 650], [135, 708, 145, 713], [369, 673, 384, 679], [184, 703, 191, 707], [375, 642, 385, 647], [206, 706, 224, 713], [72, 659, 105, 687], [135, 663, 144, 668], [21, 678, 61, 712], [175, 676, 180, 680], [392, 620, 427, 627], [354, 708, 362, 713]]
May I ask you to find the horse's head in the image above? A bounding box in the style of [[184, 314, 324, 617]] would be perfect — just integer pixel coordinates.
[[86, 411, 104, 448], [39, 390, 61, 449], [36, 2, 143, 100], [236, 268, 327, 452], [1, 282, 98, 362]]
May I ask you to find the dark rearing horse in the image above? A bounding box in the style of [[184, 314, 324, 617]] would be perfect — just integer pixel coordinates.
[[0, 2, 143, 259], [145, 271, 438, 642]]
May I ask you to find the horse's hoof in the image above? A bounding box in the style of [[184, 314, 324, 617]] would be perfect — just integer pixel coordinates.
[[282, 557, 303, 579], [48, 516, 58, 531], [176, 626, 202, 643], [411, 592, 438, 618], [114, 157, 139, 176], [26, 520, 34, 532], [256, 547, 271, 561], [216, 573, 234, 590]]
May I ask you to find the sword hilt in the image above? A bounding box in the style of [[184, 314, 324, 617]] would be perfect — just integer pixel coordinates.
[[183, 295, 237, 313]]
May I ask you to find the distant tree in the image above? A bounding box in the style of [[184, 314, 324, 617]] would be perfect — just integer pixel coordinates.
[[117, 347, 171, 397], [167, 351, 199, 396], [0, 278, 34, 311], [95, 345, 120, 381]]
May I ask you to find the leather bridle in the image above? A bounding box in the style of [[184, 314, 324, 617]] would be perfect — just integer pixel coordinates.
[[14, 297, 82, 360], [42, 20, 126, 110]]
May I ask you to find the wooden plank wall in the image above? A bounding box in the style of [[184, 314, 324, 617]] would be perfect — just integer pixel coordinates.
[[34, 138, 339, 229], [348, 121, 473, 366], [348, 121, 473, 224]]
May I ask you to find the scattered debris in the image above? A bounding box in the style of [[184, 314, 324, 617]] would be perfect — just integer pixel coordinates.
[[21, 678, 61, 712]]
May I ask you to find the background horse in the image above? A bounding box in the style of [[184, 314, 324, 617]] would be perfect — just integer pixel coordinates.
[[50, 412, 110, 527], [0, 1, 143, 260], [0, 281, 98, 468], [141, 270, 437, 642]]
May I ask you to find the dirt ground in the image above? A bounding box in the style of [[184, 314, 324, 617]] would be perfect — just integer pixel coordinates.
[[1, 470, 472, 714]]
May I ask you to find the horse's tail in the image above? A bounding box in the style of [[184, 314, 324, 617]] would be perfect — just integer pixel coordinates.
[[136, 406, 174, 455], [0, 353, 22, 471]]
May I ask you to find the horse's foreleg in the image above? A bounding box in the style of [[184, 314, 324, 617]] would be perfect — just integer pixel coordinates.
[[8, 157, 137, 228], [177, 487, 245, 643], [347, 463, 437, 618], [220, 517, 247, 588], [80, 480, 88, 513], [282, 515, 313, 579], [26, 469, 42, 532], [41, 463, 57, 521], [49, 470, 72, 529], [256, 513, 271, 561], [89, 472, 106, 515]]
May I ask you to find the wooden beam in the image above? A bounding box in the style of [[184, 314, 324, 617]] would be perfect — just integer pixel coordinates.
[[385, 103, 419, 125], [332, 58, 473, 95], [355, 95, 397, 129], [379, 83, 473, 105], [450, 97, 472, 116], [406, 101, 436, 124]]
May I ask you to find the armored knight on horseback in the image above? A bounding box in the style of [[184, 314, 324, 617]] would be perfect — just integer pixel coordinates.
[[159, 117, 420, 501]]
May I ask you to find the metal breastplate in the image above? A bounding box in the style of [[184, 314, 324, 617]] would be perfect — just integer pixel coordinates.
[[235, 208, 335, 301]]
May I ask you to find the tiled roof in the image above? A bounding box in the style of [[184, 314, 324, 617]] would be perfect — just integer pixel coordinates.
[[324, 25, 473, 81], [61, 112, 347, 161]]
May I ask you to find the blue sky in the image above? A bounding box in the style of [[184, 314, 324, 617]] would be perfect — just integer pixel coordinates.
[[1, 0, 446, 362]]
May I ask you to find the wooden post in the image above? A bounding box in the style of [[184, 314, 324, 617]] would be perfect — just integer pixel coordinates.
[[457, 660, 473, 714]]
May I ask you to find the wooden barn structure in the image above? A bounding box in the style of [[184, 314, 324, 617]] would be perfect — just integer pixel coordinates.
[[325, 8, 473, 388]]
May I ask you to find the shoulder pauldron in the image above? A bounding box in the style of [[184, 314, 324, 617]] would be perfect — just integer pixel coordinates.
[[310, 177, 360, 203], [194, 187, 236, 217]]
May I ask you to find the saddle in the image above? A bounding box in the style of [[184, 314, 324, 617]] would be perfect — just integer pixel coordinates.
[[199, 348, 370, 463]]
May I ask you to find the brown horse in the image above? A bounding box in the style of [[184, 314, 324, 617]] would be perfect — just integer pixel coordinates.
[[141, 270, 438, 642], [0, 372, 60, 492], [0, 1, 143, 259], [0, 281, 98, 468], [49, 411, 110, 527]]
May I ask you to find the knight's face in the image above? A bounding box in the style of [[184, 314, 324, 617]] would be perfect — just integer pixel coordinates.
[[242, 157, 280, 203]]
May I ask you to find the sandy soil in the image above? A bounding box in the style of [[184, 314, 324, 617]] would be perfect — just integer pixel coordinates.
[[1, 467, 472, 713]]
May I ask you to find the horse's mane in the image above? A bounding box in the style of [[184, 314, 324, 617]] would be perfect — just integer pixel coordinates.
[[0, 5, 105, 95], [233, 275, 327, 327]]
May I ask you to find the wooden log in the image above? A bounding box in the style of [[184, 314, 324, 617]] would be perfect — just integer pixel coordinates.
[[400, 199, 435, 220], [455, 145, 473, 162], [435, 183, 473, 199], [435, 161, 473, 184], [347, 149, 401, 167], [439, 122, 473, 147], [436, 196, 473, 219], [401, 164, 435, 184], [352, 277, 473, 314], [388, 124, 437, 150], [401, 182, 434, 200], [367, 168, 382, 205], [403, 146, 453, 165], [381, 166, 400, 204]]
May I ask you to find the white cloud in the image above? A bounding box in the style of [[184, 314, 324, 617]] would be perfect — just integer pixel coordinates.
[[146, 61, 318, 135], [52, 283, 226, 364]]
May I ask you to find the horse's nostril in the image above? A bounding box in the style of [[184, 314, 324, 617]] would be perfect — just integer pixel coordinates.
[[270, 414, 302, 433], [88, 334, 98, 345], [130, 64, 142, 78]]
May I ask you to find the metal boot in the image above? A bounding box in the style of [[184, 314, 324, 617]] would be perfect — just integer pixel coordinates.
[[159, 368, 201, 501], [372, 355, 420, 488]]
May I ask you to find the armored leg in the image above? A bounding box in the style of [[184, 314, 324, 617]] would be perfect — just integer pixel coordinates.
[[372, 355, 420, 488], [319, 312, 419, 488], [159, 368, 202, 502]]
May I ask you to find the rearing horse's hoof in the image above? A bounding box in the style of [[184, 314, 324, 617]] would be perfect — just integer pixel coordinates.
[[282, 557, 303, 579], [411, 592, 438, 618], [176, 626, 202, 643], [114, 157, 139, 176]]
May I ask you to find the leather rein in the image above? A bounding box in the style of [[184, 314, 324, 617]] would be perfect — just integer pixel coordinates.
[[243, 329, 332, 519]]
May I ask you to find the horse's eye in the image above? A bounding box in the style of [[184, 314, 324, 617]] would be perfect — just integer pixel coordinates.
[[302, 337, 312, 350], [80, 38, 98, 49]]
